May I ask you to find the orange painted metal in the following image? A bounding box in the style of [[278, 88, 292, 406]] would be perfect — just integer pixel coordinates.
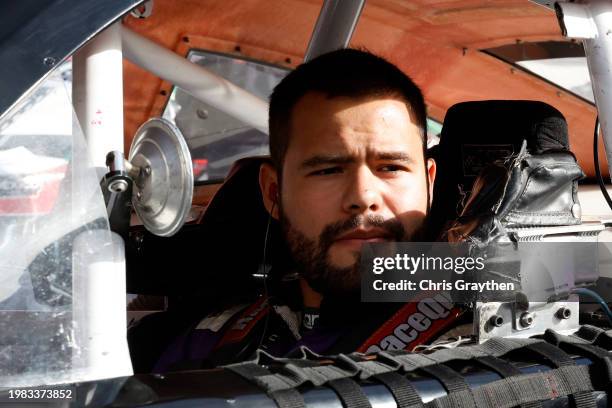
[[122, 0, 608, 182]]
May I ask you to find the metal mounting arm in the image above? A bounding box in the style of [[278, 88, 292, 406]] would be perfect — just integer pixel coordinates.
[[555, 0, 612, 180]]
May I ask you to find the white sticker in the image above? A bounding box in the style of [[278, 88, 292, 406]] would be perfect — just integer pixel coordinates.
[[196, 304, 248, 332]]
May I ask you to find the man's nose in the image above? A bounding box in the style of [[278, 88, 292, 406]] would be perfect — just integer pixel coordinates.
[[342, 166, 383, 214]]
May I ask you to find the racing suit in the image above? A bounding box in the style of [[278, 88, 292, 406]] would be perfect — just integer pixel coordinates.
[[151, 280, 464, 372]]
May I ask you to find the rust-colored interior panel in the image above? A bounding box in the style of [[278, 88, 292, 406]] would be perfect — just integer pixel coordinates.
[[122, 0, 608, 187]]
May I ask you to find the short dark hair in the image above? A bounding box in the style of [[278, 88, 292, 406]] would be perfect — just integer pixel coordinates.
[[269, 48, 427, 170]]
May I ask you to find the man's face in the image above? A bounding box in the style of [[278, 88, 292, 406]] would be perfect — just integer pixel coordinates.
[[270, 92, 435, 295]]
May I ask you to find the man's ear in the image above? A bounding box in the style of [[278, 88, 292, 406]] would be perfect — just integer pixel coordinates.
[[426, 158, 436, 207], [259, 162, 280, 220]]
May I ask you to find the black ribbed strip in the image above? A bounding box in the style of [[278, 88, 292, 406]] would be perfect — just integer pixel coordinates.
[[226, 363, 306, 408], [521, 342, 575, 367], [474, 355, 522, 377], [559, 342, 612, 386], [327, 377, 372, 408], [426, 365, 594, 408], [269, 389, 306, 408], [473, 356, 542, 408], [545, 330, 612, 408], [519, 342, 597, 407], [373, 371, 424, 408], [420, 364, 470, 394]]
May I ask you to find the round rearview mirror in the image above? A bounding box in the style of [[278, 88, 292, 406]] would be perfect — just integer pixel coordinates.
[[128, 118, 193, 237]]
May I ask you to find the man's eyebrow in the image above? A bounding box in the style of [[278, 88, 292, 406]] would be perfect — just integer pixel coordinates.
[[373, 151, 416, 164], [300, 155, 355, 169]]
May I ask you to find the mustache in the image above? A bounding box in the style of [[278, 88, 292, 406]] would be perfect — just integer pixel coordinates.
[[319, 214, 406, 247]]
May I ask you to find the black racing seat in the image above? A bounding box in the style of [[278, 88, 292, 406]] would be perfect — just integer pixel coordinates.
[[428, 100, 577, 240], [126, 156, 287, 299]]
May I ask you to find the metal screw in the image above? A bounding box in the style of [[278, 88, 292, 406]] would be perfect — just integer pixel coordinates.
[[108, 179, 128, 193], [43, 57, 57, 67], [144, 166, 152, 176], [136, 191, 143, 200], [520, 312, 534, 327], [556, 307, 572, 320], [489, 315, 504, 327]]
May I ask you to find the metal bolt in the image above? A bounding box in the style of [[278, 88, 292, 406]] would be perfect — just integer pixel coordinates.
[[556, 307, 572, 320], [136, 191, 143, 200], [520, 312, 534, 327], [108, 179, 128, 193], [489, 315, 504, 327], [144, 166, 152, 176]]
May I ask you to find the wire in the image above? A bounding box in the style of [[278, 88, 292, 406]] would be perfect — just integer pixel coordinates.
[[593, 115, 612, 211], [256, 202, 276, 351], [571, 287, 612, 324]]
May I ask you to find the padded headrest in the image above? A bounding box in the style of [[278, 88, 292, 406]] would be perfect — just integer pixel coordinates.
[[428, 100, 570, 240], [201, 156, 270, 224]]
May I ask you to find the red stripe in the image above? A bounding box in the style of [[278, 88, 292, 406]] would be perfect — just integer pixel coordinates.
[[357, 293, 462, 353]]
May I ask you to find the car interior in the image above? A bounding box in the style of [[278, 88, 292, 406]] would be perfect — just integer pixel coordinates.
[[3, 0, 612, 406]]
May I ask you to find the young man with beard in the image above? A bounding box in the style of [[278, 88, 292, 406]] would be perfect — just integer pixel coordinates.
[[152, 49, 463, 372]]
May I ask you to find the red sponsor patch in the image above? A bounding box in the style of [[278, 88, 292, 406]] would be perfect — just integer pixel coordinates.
[[358, 292, 463, 354], [216, 297, 270, 347]]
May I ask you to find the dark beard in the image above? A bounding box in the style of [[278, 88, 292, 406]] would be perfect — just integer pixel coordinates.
[[280, 212, 427, 296]]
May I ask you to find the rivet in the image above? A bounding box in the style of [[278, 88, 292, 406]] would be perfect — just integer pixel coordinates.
[[108, 179, 128, 193], [196, 108, 208, 119]]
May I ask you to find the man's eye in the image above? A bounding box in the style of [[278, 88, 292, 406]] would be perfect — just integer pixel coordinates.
[[378, 164, 405, 172], [309, 167, 342, 176]]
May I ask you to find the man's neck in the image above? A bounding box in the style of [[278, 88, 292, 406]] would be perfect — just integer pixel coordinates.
[[299, 278, 323, 309]]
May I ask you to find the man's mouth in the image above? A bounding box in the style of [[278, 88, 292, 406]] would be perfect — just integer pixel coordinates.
[[334, 229, 392, 247]]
